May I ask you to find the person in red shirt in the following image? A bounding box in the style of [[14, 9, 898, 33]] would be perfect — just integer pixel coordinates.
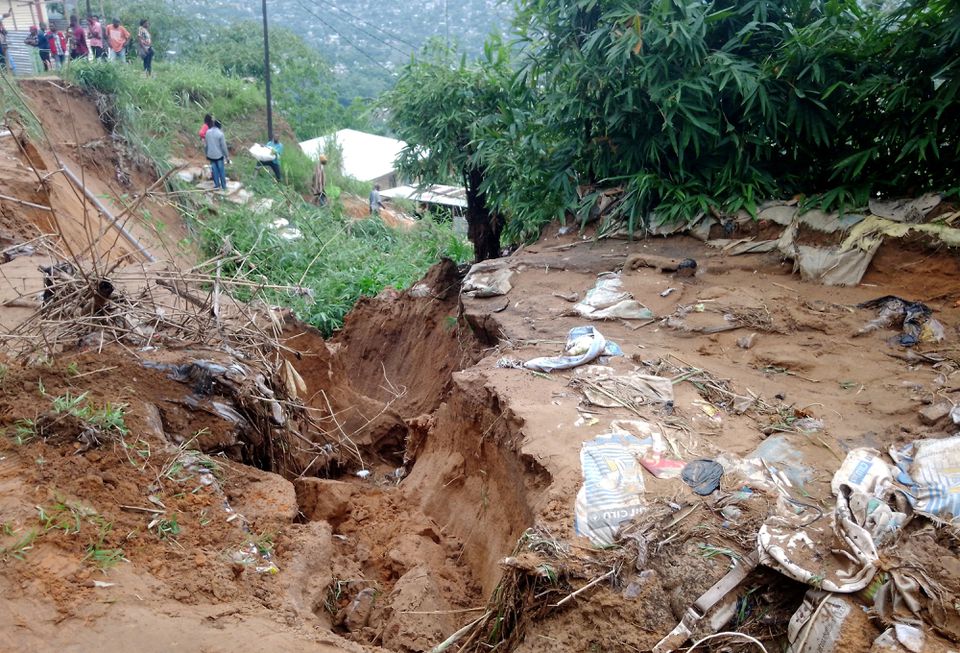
[[199, 114, 213, 143], [87, 15, 104, 59], [46, 25, 64, 68], [69, 15, 87, 59]]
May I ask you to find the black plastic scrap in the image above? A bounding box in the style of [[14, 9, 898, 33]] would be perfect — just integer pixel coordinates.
[[857, 295, 933, 347], [681, 459, 724, 495]]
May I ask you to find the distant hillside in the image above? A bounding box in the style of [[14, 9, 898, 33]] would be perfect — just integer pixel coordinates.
[[177, 0, 512, 99]]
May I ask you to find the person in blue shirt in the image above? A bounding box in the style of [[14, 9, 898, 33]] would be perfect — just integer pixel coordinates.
[[257, 139, 283, 181]]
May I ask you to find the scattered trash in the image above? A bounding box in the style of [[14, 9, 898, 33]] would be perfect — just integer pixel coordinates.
[[523, 326, 621, 373], [652, 551, 760, 652], [463, 262, 516, 298], [553, 291, 579, 302], [660, 287, 676, 297], [574, 431, 648, 546], [336, 587, 377, 632], [737, 333, 757, 350], [607, 419, 685, 479], [574, 273, 654, 321], [786, 590, 866, 653], [751, 435, 815, 490], [856, 296, 944, 346], [793, 418, 824, 433], [830, 448, 893, 496], [356, 469, 372, 479], [681, 459, 724, 495]]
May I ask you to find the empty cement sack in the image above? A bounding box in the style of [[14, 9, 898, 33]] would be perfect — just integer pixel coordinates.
[[787, 589, 876, 653], [574, 431, 647, 546], [890, 435, 960, 524], [574, 273, 654, 320], [463, 261, 516, 297]]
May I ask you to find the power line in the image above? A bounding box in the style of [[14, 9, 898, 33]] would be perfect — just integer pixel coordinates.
[[294, 0, 394, 75], [320, 6, 410, 57], [324, 2, 419, 51]]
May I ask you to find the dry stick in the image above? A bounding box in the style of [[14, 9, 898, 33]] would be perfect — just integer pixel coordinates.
[[550, 569, 615, 608], [428, 611, 492, 653]]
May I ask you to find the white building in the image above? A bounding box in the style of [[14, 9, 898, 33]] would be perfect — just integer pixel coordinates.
[[299, 129, 407, 190]]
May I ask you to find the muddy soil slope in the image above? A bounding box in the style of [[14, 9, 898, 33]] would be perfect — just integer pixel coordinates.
[[3, 224, 958, 652]]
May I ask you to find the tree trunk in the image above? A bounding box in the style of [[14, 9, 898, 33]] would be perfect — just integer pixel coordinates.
[[463, 166, 502, 262]]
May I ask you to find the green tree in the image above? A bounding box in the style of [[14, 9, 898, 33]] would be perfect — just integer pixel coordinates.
[[187, 22, 343, 139], [385, 42, 512, 261]]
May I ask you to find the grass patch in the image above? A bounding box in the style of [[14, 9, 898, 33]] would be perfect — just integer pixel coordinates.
[[60, 59, 472, 334], [197, 196, 471, 334]]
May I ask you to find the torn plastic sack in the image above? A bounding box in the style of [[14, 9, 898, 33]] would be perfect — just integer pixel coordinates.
[[608, 419, 685, 479], [573, 367, 674, 407], [831, 447, 894, 497], [794, 242, 880, 286], [523, 326, 621, 373], [574, 273, 654, 320], [574, 431, 648, 547], [462, 263, 516, 297], [706, 238, 780, 255], [758, 493, 877, 592], [787, 589, 872, 653], [855, 296, 939, 346], [890, 435, 960, 524]]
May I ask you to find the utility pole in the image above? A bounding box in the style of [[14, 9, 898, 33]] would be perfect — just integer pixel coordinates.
[[444, 0, 449, 49], [261, 0, 274, 142]]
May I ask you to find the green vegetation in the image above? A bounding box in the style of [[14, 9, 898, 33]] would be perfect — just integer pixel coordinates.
[[49, 391, 129, 436], [200, 197, 471, 334], [66, 61, 263, 164], [98, 0, 356, 139], [387, 0, 960, 253], [49, 24, 472, 336]]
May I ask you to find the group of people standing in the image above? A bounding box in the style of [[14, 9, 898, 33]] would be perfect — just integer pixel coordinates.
[[17, 14, 152, 75]]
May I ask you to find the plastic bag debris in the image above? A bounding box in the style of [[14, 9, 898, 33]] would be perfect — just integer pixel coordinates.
[[681, 459, 724, 495], [608, 419, 685, 479], [462, 262, 516, 297], [855, 296, 941, 346], [523, 326, 621, 373], [890, 435, 960, 524], [787, 590, 865, 653], [574, 431, 648, 546], [831, 448, 893, 497], [758, 487, 888, 593], [574, 273, 654, 321], [752, 434, 815, 490]]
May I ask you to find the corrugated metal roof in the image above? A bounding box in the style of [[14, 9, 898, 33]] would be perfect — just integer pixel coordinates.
[[379, 184, 467, 209], [299, 129, 406, 183], [6, 30, 39, 76]]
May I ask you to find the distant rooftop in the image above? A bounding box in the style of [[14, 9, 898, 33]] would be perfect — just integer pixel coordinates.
[[380, 184, 467, 209], [299, 129, 406, 183]]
